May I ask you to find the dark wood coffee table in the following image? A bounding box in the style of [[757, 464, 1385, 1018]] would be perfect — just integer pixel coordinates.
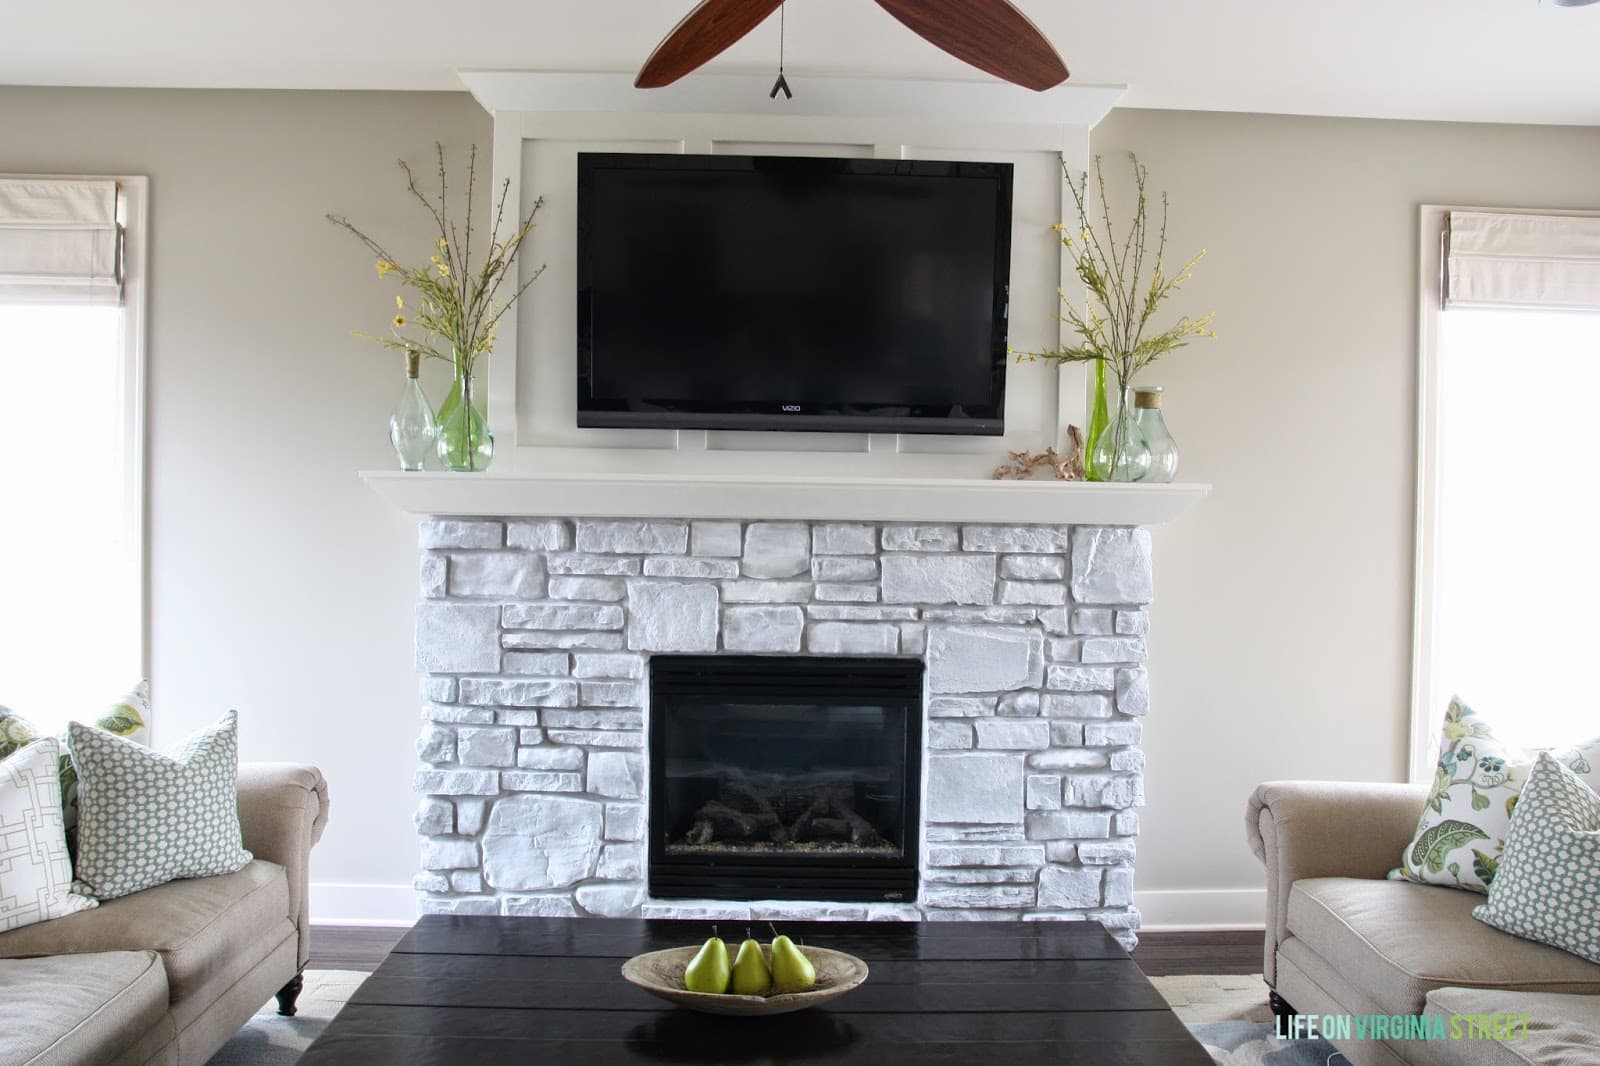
[[302, 915, 1211, 1064]]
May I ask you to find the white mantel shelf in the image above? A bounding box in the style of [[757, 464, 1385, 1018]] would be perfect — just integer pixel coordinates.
[[361, 471, 1209, 526]]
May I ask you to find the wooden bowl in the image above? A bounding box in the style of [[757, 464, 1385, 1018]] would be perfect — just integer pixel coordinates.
[[621, 945, 868, 1016]]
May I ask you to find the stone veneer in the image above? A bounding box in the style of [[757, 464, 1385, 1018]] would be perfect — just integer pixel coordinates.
[[412, 518, 1152, 949]]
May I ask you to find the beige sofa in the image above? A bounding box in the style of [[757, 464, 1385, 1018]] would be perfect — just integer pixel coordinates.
[[1248, 780, 1600, 1065], [0, 763, 329, 1065]]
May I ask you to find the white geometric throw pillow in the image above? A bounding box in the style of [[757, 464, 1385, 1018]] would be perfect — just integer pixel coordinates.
[[1474, 752, 1600, 964], [68, 710, 252, 900], [0, 738, 97, 930]]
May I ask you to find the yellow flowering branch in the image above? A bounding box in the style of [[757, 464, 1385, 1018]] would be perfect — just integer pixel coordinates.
[[1015, 154, 1216, 398], [327, 143, 546, 377]]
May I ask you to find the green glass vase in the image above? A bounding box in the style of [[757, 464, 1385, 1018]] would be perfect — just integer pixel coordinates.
[[1084, 360, 1112, 481], [435, 350, 493, 473]]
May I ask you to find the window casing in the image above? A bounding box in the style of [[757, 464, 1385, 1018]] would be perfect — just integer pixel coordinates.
[[1412, 205, 1600, 778], [0, 176, 146, 731]]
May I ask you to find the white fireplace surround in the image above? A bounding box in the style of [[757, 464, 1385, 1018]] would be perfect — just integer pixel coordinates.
[[411, 516, 1153, 949], [377, 73, 1209, 945]]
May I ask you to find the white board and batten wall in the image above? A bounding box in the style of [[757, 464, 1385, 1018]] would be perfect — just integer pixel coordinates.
[[461, 72, 1126, 484]]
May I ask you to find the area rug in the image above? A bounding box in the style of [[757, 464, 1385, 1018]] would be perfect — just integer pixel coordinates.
[[1147, 974, 1346, 1064], [205, 969, 364, 1065], [1189, 1021, 1347, 1065]]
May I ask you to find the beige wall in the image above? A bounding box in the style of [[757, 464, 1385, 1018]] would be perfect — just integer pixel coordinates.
[[3, 87, 1597, 923], [1090, 108, 1600, 918], [0, 88, 491, 915]]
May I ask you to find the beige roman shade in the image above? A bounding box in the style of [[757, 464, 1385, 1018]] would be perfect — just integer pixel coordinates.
[[1445, 210, 1600, 312], [0, 178, 124, 304]]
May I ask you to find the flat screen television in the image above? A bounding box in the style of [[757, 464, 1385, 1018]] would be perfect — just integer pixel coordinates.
[[576, 153, 1013, 435]]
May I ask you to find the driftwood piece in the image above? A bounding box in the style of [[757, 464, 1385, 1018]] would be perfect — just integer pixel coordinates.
[[992, 425, 1086, 481]]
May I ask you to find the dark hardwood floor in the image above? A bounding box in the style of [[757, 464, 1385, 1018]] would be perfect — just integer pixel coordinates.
[[309, 925, 406, 972], [1131, 929, 1261, 976], [309, 923, 1262, 977]]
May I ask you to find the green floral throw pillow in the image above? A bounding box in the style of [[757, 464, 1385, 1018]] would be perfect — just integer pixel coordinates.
[[0, 705, 41, 758], [1, 683, 151, 839], [58, 682, 150, 837], [69, 710, 251, 900], [1474, 753, 1600, 963], [1391, 698, 1600, 893]]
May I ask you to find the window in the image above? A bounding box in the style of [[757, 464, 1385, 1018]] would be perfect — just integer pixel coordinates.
[[0, 177, 145, 732], [1413, 207, 1600, 776]]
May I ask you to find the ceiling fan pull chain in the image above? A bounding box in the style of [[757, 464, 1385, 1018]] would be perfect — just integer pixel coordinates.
[[769, 2, 792, 100]]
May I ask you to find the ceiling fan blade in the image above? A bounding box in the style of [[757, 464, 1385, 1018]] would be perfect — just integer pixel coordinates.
[[636, 0, 787, 89], [872, 0, 1069, 91]]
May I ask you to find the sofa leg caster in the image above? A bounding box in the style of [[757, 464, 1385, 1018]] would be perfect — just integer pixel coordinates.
[[1268, 990, 1297, 1019], [276, 973, 305, 1017]]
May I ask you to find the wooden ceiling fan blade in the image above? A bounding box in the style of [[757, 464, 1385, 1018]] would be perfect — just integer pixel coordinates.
[[872, 0, 1069, 91], [636, 0, 787, 88]]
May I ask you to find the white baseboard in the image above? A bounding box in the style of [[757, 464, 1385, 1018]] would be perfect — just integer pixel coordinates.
[[1133, 889, 1267, 931], [309, 882, 1265, 931], [310, 882, 416, 926]]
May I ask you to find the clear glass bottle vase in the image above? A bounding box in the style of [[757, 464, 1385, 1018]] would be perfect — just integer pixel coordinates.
[[1132, 385, 1179, 483], [388, 349, 437, 471], [435, 348, 494, 473], [1089, 387, 1152, 483]]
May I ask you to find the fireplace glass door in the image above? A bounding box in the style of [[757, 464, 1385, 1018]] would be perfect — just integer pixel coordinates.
[[649, 655, 922, 902]]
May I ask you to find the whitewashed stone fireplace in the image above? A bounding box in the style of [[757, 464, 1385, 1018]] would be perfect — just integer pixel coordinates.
[[410, 515, 1152, 949]]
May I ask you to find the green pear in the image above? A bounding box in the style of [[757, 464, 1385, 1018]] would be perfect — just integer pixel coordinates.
[[729, 934, 772, 995], [769, 934, 816, 993], [683, 935, 730, 994]]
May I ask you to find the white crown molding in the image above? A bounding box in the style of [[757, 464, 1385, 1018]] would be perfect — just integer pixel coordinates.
[[458, 70, 1125, 127]]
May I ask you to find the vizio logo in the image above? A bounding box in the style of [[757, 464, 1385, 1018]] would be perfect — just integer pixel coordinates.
[[781, 404, 802, 412]]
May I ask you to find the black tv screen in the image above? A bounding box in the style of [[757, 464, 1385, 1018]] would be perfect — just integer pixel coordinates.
[[576, 153, 1012, 435]]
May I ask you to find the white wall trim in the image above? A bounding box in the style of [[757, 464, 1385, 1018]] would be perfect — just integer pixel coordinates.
[[1410, 205, 1447, 786], [1134, 888, 1267, 931], [310, 882, 417, 926], [123, 176, 150, 719]]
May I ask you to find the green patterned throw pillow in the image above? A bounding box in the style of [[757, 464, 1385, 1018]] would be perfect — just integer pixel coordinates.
[[1474, 753, 1600, 963], [1391, 697, 1600, 893], [68, 710, 251, 900]]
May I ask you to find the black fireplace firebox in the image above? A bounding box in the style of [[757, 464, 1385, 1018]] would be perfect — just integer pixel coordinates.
[[648, 655, 922, 903]]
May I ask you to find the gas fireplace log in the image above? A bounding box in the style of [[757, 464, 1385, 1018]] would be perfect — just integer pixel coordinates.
[[837, 802, 887, 848], [686, 800, 780, 843], [789, 794, 832, 843], [721, 777, 789, 842], [810, 817, 850, 841]]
